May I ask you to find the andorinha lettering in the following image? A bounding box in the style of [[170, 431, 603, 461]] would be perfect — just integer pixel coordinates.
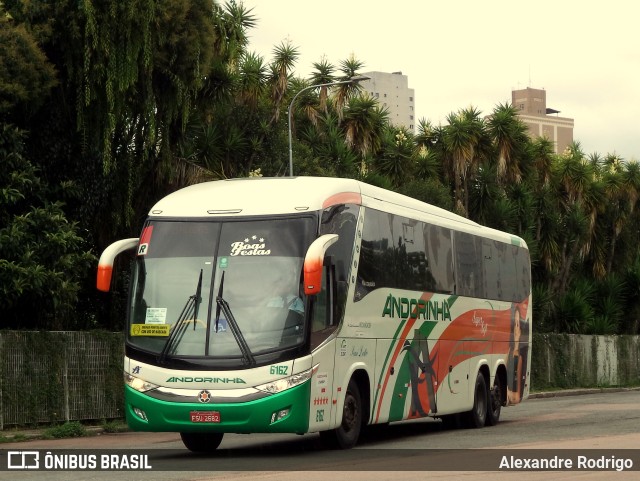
[[166, 376, 246, 384], [382, 294, 452, 321]]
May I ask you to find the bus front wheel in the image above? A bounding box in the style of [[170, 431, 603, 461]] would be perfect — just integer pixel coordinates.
[[320, 379, 362, 449], [180, 432, 224, 453]]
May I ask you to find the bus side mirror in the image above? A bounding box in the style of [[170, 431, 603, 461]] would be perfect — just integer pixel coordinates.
[[303, 234, 338, 296], [97, 238, 140, 292]]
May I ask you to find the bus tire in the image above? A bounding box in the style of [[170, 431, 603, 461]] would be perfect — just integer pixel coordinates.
[[180, 432, 224, 452], [320, 379, 362, 449], [486, 375, 503, 426], [465, 371, 488, 429]]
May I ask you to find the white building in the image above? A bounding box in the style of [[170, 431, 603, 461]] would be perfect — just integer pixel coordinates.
[[360, 71, 416, 132]]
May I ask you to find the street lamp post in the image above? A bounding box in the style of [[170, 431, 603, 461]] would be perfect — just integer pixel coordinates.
[[287, 75, 370, 177]]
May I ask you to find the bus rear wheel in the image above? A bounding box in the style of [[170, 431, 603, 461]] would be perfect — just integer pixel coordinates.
[[180, 432, 224, 453], [465, 371, 488, 428], [486, 375, 503, 426], [320, 379, 362, 449]]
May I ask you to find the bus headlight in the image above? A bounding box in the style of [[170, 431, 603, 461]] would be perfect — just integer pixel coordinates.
[[255, 366, 316, 394], [124, 371, 159, 393]]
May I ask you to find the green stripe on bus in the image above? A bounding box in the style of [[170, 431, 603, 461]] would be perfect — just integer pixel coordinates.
[[371, 317, 407, 419]]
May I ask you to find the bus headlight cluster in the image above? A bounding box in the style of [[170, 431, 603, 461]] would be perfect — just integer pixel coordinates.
[[124, 371, 159, 393], [255, 366, 315, 394], [133, 407, 148, 421], [270, 408, 291, 424]]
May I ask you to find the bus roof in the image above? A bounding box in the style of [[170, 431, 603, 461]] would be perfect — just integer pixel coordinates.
[[148, 177, 526, 247]]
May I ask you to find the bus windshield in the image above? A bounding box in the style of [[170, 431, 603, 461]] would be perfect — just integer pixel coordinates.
[[127, 217, 316, 364]]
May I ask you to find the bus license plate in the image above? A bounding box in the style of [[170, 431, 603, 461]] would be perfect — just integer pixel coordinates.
[[190, 411, 221, 423]]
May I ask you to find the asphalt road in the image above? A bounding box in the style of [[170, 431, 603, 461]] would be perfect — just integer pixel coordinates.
[[2, 389, 640, 480]]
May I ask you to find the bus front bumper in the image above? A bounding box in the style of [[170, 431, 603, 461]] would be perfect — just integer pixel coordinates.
[[124, 382, 311, 434]]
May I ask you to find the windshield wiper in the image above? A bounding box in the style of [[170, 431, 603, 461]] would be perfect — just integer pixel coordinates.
[[158, 269, 203, 364], [215, 271, 256, 366]]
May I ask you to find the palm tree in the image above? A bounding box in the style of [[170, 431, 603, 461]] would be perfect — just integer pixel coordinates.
[[288, 77, 323, 131], [534, 183, 563, 277], [237, 52, 267, 109], [622, 159, 640, 210], [486, 103, 529, 185], [603, 157, 640, 273], [442, 107, 486, 215], [414, 119, 439, 147], [414, 144, 441, 180], [268, 41, 299, 125], [312, 112, 359, 177], [506, 181, 535, 236], [212, 0, 256, 70], [551, 202, 590, 296], [546, 144, 605, 294], [310, 57, 336, 113], [374, 127, 414, 186], [469, 163, 502, 226], [333, 54, 365, 118], [530, 136, 555, 187], [341, 94, 388, 174], [555, 142, 593, 204]]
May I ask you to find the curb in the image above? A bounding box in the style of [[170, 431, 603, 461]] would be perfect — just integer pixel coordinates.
[[528, 386, 640, 399]]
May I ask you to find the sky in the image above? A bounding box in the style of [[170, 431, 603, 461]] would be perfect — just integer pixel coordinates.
[[241, 0, 639, 160]]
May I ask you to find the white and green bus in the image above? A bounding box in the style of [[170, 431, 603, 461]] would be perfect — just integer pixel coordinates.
[[97, 176, 531, 452]]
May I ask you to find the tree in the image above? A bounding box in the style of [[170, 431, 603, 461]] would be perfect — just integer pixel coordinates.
[[341, 94, 388, 173], [530, 136, 555, 187], [442, 107, 487, 215], [310, 56, 336, 113], [0, 12, 57, 115], [4, 0, 258, 245], [0, 125, 94, 329], [333, 54, 365, 118], [268, 40, 299, 125], [373, 127, 414, 186], [486, 103, 529, 185], [603, 157, 640, 273]]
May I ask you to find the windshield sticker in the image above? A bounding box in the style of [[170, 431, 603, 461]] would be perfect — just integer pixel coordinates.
[[138, 225, 153, 256], [230, 235, 271, 256], [219, 257, 229, 269], [131, 324, 169, 337], [213, 318, 228, 333], [145, 307, 167, 324]]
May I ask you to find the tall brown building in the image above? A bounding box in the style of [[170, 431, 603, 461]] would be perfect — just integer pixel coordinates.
[[512, 87, 573, 154]]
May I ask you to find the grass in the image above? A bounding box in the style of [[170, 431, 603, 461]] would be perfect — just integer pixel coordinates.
[[0, 419, 129, 443], [43, 421, 87, 439], [100, 419, 129, 433], [0, 433, 27, 443]]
